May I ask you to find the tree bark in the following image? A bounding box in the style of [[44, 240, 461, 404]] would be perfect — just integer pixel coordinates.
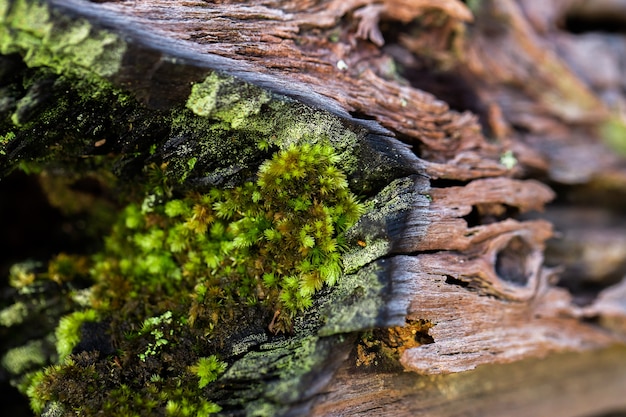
[[1, 0, 626, 416]]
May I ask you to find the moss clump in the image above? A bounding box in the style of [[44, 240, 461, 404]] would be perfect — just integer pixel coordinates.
[[190, 355, 228, 389], [21, 142, 362, 415], [0, 131, 15, 155], [25, 350, 226, 416], [94, 142, 362, 333], [55, 309, 99, 361]]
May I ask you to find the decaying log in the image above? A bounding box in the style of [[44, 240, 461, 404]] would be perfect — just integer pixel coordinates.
[[2, 0, 626, 416], [311, 345, 626, 417]]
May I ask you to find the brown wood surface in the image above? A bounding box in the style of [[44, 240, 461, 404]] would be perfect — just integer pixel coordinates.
[[310, 345, 626, 417]]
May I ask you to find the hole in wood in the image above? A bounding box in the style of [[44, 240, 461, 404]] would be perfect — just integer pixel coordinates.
[[495, 236, 532, 286], [429, 178, 468, 188], [445, 275, 469, 288], [463, 203, 520, 227], [355, 320, 434, 368], [562, 11, 626, 34]]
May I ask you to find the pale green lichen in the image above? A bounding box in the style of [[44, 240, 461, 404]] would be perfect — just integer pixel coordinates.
[[342, 176, 429, 273], [0, 0, 126, 79], [499, 150, 517, 170], [318, 262, 386, 336], [0, 301, 29, 327], [187, 73, 273, 129], [222, 334, 325, 415], [186, 72, 363, 176], [217, 255, 390, 415], [1, 339, 47, 375]]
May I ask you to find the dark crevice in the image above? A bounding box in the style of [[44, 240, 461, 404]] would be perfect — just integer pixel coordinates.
[[429, 178, 469, 188], [510, 123, 532, 134], [386, 249, 444, 259], [590, 409, 626, 417], [348, 110, 378, 121], [544, 179, 626, 304], [402, 68, 490, 129], [495, 236, 531, 287], [376, 15, 493, 137], [549, 183, 626, 215], [0, 172, 71, 278], [379, 20, 478, 114], [562, 12, 626, 34], [0, 383, 29, 416], [463, 204, 521, 228], [557, 278, 623, 307], [462, 205, 482, 228], [444, 275, 469, 288]]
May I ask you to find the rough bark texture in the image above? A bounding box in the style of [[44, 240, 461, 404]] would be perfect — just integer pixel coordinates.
[[2, 0, 626, 416]]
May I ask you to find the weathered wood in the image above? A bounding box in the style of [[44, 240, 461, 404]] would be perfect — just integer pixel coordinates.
[[1, 0, 626, 416], [310, 345, 626, 417]]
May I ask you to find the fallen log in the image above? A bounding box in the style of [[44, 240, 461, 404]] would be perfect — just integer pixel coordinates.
[[1, 0, 626, 416]]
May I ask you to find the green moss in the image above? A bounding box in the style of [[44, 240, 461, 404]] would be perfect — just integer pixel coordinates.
[[55, 309, 99, 360], [18, 142, 363, 415], [137, 311, 174, 362], [189, 355, 227, 389], [95, 142, 362, 333], [24, 370, 48, 414], [163, 396, 222, 417], [25, 349, 223, 417], [0, 130, 15, 155]]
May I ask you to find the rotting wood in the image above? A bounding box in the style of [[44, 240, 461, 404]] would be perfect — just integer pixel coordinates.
[[310, 345, 626, 417], [1, 0, 626, 416]]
